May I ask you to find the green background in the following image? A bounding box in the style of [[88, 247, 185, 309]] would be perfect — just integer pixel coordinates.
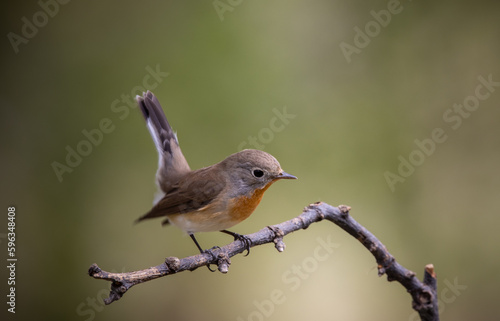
[[1, 1, 499, 320]]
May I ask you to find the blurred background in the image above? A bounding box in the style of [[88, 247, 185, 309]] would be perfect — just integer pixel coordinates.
[[1, 1, 499, 320]]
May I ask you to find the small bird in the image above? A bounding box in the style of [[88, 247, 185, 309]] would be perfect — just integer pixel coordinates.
[[135, 91, 296, 259]]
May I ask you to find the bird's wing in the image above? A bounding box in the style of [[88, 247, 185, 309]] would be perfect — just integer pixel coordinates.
[[135, 167, 226, 222]]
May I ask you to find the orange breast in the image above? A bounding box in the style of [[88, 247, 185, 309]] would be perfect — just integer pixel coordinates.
[[227, 182, 274, 223]]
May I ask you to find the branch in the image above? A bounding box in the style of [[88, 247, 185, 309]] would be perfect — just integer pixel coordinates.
[[88, 202, 439, 321]]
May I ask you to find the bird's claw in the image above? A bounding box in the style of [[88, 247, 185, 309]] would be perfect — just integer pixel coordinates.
[[203, 246, 221, 272], [220, 230, 252, 256]]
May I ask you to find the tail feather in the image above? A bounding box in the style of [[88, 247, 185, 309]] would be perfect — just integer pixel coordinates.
[[137, 91, 175, 155], [136, 91, 191, 195]]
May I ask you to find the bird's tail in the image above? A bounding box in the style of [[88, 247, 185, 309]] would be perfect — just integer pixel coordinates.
[[136, 91, 191, 196]]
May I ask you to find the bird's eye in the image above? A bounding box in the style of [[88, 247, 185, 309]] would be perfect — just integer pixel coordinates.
[[252, 169, 264, 178]]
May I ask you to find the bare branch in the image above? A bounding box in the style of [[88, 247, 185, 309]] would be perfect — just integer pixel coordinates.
[[88, 202, 439, 321]]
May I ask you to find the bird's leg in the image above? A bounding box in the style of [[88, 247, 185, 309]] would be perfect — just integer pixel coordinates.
[[189, 233, 216, 272], [220, 230, 252, 256]]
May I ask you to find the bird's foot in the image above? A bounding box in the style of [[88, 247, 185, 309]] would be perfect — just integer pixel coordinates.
[[221, 230, 252, 256], [203, 246, 221, 272]]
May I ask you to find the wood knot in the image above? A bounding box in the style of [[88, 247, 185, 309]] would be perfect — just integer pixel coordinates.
[[267, 226, 286, 252], [165, 257, 180, 272], [338, 204, 351, 217], [88, 263, 101, 276], [425, 264, 436, 278], [217, 252, 231, 273]]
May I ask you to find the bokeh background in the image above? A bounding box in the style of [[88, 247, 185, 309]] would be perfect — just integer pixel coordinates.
[[1, 1, 499, 320]]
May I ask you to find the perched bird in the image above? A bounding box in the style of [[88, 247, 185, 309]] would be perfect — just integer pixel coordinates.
[[135, 91, 296, 258]]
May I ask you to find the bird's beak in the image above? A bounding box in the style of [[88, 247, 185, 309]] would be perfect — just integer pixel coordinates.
[[277, 171, 297, 180]]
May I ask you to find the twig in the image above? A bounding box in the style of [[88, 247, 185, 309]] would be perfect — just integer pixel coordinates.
[[88, 202, 439, 321]]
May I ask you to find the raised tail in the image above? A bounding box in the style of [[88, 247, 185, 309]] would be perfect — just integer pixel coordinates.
[[136, 91, 191, 196]]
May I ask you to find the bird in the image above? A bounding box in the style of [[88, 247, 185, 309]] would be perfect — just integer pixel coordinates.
[[135, 91, 296, 261]]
